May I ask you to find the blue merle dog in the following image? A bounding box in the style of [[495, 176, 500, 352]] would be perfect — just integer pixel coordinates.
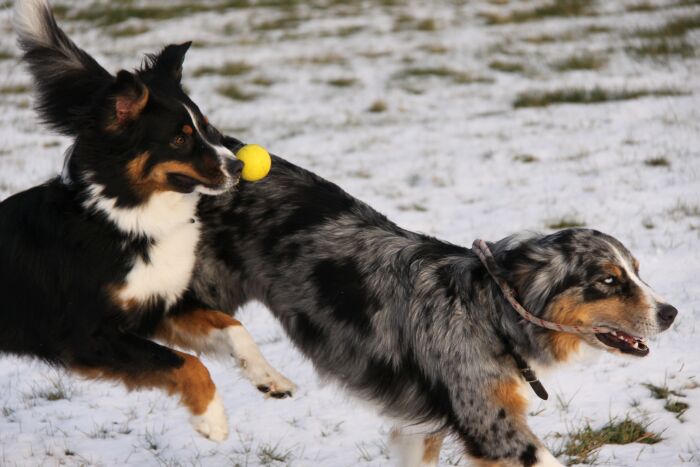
[[191, 142, 677, 466]]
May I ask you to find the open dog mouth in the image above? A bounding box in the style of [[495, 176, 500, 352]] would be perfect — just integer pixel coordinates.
[[168, 172, 236, 193], [595, 330, 649, 357]]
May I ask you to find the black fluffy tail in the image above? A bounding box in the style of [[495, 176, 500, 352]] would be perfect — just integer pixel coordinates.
[[14, 0, 113, 135]]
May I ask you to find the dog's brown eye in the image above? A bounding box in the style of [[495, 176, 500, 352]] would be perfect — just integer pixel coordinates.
[[172, 135, 186, 146], [602, 276, 617, 285]]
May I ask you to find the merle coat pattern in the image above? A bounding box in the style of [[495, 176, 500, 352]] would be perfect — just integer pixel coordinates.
[[193, 146, 676, 466]]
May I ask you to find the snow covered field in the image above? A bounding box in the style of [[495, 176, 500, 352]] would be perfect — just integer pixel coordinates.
[[0, 0, 699, 465]]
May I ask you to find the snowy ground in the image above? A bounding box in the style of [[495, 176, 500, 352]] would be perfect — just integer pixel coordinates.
[[0, 0, 699, 465]]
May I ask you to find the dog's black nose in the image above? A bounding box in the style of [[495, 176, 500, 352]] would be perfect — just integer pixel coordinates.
[[657, 303, 678, 327], [227, 158, 243, 178]]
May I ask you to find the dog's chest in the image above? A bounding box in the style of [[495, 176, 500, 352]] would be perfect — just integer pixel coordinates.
[[117, 220, 200, 309]]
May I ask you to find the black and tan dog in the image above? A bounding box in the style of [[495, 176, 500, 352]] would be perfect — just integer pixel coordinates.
[[193, 146, 678, 466], [0, 0, 295, 441]]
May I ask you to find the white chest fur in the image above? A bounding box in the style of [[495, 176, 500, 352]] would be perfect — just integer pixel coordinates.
[[118, 219, 200, 308], [85, 186, 202, 309]]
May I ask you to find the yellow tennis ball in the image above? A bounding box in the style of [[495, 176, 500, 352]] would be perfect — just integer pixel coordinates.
[[236, 144, 271, 182]]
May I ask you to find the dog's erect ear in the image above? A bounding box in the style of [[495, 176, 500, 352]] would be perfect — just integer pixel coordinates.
[[150, 42, 192, 83], [108, 70, 149, 128]]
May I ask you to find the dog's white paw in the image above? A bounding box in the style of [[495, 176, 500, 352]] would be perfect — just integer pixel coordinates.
[[251, 370, 297, 399], [191, 392, 229, 441], [534, 447, 564, 467], [252, 368, 297, 399]]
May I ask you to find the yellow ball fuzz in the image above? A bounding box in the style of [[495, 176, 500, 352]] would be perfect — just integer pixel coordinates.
[[236, 144, 271, 182]]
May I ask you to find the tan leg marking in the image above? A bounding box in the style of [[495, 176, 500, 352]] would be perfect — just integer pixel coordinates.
[[492, 378, 528, 418], [74, 350, 228, 441], [155, 309, 297, 398], [422, 433, 444, 464]]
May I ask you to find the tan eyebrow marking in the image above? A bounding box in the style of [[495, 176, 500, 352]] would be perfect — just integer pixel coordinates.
[[203, 116, 209, 125], [182, 125, 193, 135], [602, 262, 623, 279]]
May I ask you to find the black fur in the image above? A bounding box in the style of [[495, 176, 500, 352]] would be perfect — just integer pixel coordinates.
[[3, 1, 236, 398]]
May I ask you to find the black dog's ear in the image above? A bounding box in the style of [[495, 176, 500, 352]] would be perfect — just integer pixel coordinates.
[[104, 70, 149, 129], [149, 42, 192, 83]]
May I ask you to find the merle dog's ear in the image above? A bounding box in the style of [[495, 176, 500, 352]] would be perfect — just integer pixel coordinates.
[[105, 70, 149, 128], [150, 42, 192, 83], [221, 135, 245, 153]]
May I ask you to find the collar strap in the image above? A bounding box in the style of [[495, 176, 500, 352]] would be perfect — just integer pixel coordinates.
[[495, 330, 549, 400], [471, 239, 612, 335]]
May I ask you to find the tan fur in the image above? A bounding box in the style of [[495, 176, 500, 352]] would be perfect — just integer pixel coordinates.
[[422, 433, 444, 463], [155, 309, 241, 350], [548, 288, 649, 336], [74, 350, 215, 415], [125, 153, 223, 198], [549, 331, 582, 362], [182, 124, 193, 135], [601, 262, 623, 280], [491, 378, 527, 417]]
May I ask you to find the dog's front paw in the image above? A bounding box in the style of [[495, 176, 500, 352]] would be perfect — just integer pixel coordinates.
[[191, 393, 229, 441], [253, 370, 297, 399]]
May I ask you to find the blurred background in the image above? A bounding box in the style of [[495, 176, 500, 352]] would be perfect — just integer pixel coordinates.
[[0, 1, 698, 466]]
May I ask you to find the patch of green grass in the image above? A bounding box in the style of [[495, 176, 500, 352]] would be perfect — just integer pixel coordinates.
[[193, 62, 252, 77], [645, 157, 671, 167], [256, 14, 303, 31], [514, 154, 539, 163], [66, 1, 255, 26], [0, 51, 13, 60], [489, 60, 525, 73], [514, 86, 685, 108], [327, 78, 357, 87], [559, 417, 662, 465], [635, 13, 700, 38], [627, 38, 696, 59], [547, 217, 585, 229], [552, 53, 607, 71], [395, 15, 438, 32], [0, 85, 30, 95], [368, 99, 388, 113], [419, 43, 449, 54], [109, 24, 149, 37], [251, 76, 275, 87], [294, 53, 347, 66], [482, 0, 595, 24], [257, 442, 293, 464], [330, 25, 365, 37], [643, 382, 685, 399], [217, 84, 256, 101], [627, 2, 661, 12], [665, 400, 689, 418], [396, 66, 491, 84]]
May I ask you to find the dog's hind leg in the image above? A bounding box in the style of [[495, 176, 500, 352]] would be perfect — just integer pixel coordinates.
[[70, 332, 228, 441], [154, 307, 297, 399], [390, 427, 444, 467]]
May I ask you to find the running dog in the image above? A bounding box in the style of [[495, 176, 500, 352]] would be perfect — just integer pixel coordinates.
[[193, 146, 678, 466], [0, 0, 294, 441]]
